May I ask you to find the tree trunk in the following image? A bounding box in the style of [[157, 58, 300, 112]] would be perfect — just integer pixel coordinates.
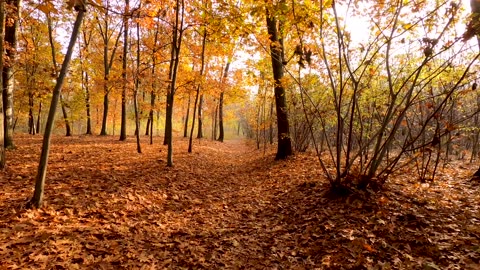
[[60, 95, 72, 136], [99, 1, 123, 136], [119, 0, 129, 141], [0, 0, 5, 169], [84, 73, 92, 135], [165, 0, 185, 166], [2, 0, 21, 149], [217, 62, 230, 142], [36, 102, 42, 134], [266, 8, 293, 160], [197, 94, 203, 139], [183, 93, 190, 137], [133, 16, 141, 153], [27, 7, 85, 209], [28, 93, 35, 135], [47, 13, 72, 137], [188, 28, 206, 152]]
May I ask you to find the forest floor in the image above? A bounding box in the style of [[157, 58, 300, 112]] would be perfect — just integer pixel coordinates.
[[0, 134, 479, 269]]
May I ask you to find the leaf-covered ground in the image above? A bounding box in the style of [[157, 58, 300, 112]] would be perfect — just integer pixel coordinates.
[[0, 134, 479, 269]]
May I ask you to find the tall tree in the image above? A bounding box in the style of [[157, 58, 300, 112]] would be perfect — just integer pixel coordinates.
[[189, 27, 207, 152], [165, 0, 185, 166], [98, 0, 123, 136], [119, 0, 129, 141], [0, 0, 5, 169], [2, 0, 21, 148], [265, 2, 293, 160], [27, 5, 86, 209], [80, 22, 93, 135], [133, 7, 141, 153], [217, 61, 230, 142], [46, 13, 72, 136]]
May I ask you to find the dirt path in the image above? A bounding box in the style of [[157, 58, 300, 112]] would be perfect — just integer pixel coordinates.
[[1, 135, 479, 269]]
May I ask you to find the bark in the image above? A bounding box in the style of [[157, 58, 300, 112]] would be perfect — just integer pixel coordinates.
[[60, 95, 72, 136], [28, 93, 35, 134], [80, 26, 93, 135], [47, 13, 71, 137], [0, 0, 5, 169], [119, 0, 129, 141], [217, 62, 230, 142], [133, 17, 141, 153], [28, 7, 85, 209], [99, 1, 123, 136], [165, 0, 185, 166], [266, 8, 293, 160], [36, 102, 41, 134], [84, 72, 92, 134], [197, 94, 203, 138], [2, 0, 21, 149], [146, 15, 160, 144], [188, 28, 206, 152], [183, 93, 190, 137]]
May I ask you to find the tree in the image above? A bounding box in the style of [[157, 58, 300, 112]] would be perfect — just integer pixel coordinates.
[[217, 61, 230, 142], [2, 0, 21, 148], [188, 26, 207, 153], [165, 0, 185, 166], [119, 0, 129, 141], [97, 0, 123, 136], [27, 6, 86, 209], [46, 13, 72, 136], [265, 2, 293, 160], [0, 0, 5, 169]]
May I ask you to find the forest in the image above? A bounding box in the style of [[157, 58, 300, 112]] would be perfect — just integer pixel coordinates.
[[0, 0, 480, 268]]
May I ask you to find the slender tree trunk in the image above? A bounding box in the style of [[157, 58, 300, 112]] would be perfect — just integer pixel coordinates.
[[197, 94, 203, 138], [80, 26, 93, 135], [147, 23, 157, 145], [46, 13, 72, 137], [28, 93, 35, 134], [27, 8, 85, 209], [183, 93, 190, 137], [266, 8, 293, 159], [0, 0, 4, 169], [2, 0, 21, 149], [217, 62, 230, 142], [165, 0, 185, 166], [189, 28, 206, 152], [120, 0, 129, 141], [36, 102, 42, 134], [99, 1, 123, 136], [84, 73, 92, 134], [100, 85, 109, 135], [269, 98, 274, 144], [213, 102, 218, 140], [60, 95, 72, 136], [133, 16, 141, 153]]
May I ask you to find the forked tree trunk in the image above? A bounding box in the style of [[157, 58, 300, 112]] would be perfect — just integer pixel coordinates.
[[99, 0, 123, 136], [165, 0, 185, 166], [27, 7, 85, 209]]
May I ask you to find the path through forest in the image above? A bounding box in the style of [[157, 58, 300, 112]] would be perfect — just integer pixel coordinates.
[[0, 135, 479, 269]]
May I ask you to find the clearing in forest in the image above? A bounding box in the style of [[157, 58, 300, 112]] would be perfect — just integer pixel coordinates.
[[0, 134, 479, 269]]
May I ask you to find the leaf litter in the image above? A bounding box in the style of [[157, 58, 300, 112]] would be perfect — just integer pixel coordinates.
[[0, 134, 479, 269]]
